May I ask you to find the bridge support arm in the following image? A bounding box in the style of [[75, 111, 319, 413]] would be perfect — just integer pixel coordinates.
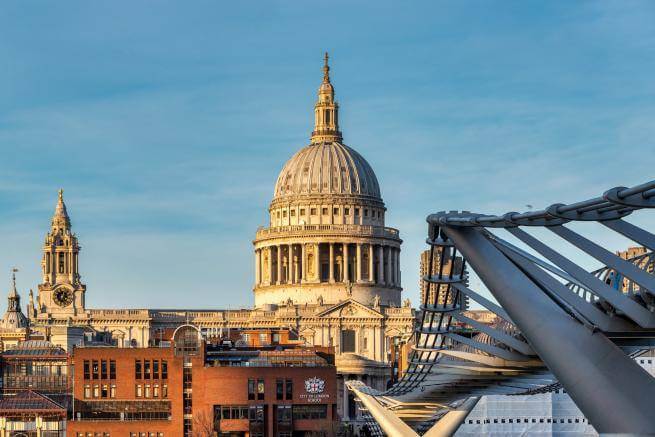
[[423, 397, 480, 437], [349, 385, 418, 437], [441, 225, 655, 434]]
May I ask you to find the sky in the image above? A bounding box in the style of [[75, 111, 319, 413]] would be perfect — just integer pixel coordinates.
[[0, 1, 654, 310]]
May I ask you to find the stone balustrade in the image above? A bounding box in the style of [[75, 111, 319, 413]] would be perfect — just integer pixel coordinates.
[[256, 224, 400, 240]]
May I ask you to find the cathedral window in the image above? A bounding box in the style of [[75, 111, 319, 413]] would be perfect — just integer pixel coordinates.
[[290, 210, 295, 217], [300, 208, 305, 216], [333, 207, 339, 215], [342, 330, 356, 353], [355, 208, 360, 216], [310, 208, 317, 215], [322, 208, 328, 215], [59, 253, 65, 273], [283, 211, 287, 218], [364, 209, 368, 217], [344, 208, 350, 215]]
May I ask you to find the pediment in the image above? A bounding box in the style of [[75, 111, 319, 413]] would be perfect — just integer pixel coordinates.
[[316, 299, 383, 319]]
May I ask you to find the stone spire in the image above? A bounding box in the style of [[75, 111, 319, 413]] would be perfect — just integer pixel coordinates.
[[1, 269, 28, 329], [51, 189, 71, 233], [28, 289, 37, 319], [311, 52, 342, 143]]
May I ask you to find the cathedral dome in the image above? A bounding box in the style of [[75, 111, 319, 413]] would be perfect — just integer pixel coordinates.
[[273, 141, 381, 201]]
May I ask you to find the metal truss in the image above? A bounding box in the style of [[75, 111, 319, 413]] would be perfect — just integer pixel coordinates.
[[350, 180, 655, 435]]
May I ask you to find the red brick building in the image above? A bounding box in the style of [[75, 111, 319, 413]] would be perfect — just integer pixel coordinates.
[[68, 325, 337, 437]]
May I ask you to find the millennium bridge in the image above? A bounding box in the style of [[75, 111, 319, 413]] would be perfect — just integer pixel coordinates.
[[348, 180, 655, 436]]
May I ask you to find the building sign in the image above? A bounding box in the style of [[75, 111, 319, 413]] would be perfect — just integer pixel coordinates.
[[300, 377, 330, 403]]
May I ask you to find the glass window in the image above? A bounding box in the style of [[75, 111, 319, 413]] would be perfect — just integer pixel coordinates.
[[101, 360, 107, 379], [154, 384, 160, 398], [162, 383, 168, 398], [109, 360, 116, 379], [322, 208, 328, 215], [310, 208, 317, 215], [101, 384, 108, 398], [276, 379, 283, 400], [300, 208, 305, 216], [136, 384, 142, 397], [286, 379, 293, 400], [344, 207, 350, 215], [110, 384, 116, 398], [83, 360, 90, 379], [135, 360, 142, 379], [290, 210, 295, 217], [333, 208, 339, 215], [161, 360, 168, 379], [257, 379, 265, 400], [93, 384, 99, 398], [248, 379, 255, 400], [84, 384, 91, 398], [144, 360, 151, 379], [92, 360, 99, 379], [145, 384, 151, 398], [153, 360, 159, 379]]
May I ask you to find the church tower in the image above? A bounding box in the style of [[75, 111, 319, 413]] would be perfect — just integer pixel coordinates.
[[35, 190, 86, 319]]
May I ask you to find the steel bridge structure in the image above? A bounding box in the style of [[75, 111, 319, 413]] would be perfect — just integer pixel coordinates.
[[348, 180, 655, 436]]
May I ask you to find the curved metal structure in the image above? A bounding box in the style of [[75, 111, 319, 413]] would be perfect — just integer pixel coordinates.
[[349, 180, 655, 435]]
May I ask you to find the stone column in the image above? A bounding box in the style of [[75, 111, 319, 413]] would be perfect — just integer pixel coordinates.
[[386, 246, 393, 286], [314, 243, 320, 282], [368, 244, 374, 282], [267, 247, 273, 286], [396, 248, 400, 287], [301, 244, 306, 282], [343, 243, 349, 283], [329, 243, 335, 283], [356, 243, 362, 283], [255, 249, 261, 285], [378, 245, 384, 285], [288, 244, 293, 284], [276, 245, 282, 285]]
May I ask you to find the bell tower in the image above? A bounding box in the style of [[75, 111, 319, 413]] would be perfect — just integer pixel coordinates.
[[35, 189, 86, 319]]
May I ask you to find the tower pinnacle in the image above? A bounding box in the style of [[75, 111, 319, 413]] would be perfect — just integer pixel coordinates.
[[311, 52, 342, 143], [51, 188, 71, 232], [323, 52, 330, 82]]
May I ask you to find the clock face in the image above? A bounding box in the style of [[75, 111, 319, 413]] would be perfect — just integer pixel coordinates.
[[53, 288, 74, 307]]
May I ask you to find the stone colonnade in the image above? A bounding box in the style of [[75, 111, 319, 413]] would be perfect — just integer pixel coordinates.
[[255, 242, 400, 287]]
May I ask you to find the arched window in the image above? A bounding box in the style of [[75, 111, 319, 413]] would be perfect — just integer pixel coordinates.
[[174, 325, 200, 357]]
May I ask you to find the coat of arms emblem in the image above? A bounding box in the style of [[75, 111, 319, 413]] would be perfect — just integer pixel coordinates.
[[304, 377, 325, 394]]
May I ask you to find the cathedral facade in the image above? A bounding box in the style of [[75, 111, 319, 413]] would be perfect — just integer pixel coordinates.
[[14, 54, 415, 423]]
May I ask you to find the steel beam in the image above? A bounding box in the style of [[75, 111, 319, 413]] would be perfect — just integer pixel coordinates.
[[442, 225, 655, 434], [423, 397, 480, 437], [349, 385, 418, 436]]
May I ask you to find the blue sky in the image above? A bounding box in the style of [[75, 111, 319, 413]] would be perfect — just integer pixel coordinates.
[[1, 1, 654, 309]]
